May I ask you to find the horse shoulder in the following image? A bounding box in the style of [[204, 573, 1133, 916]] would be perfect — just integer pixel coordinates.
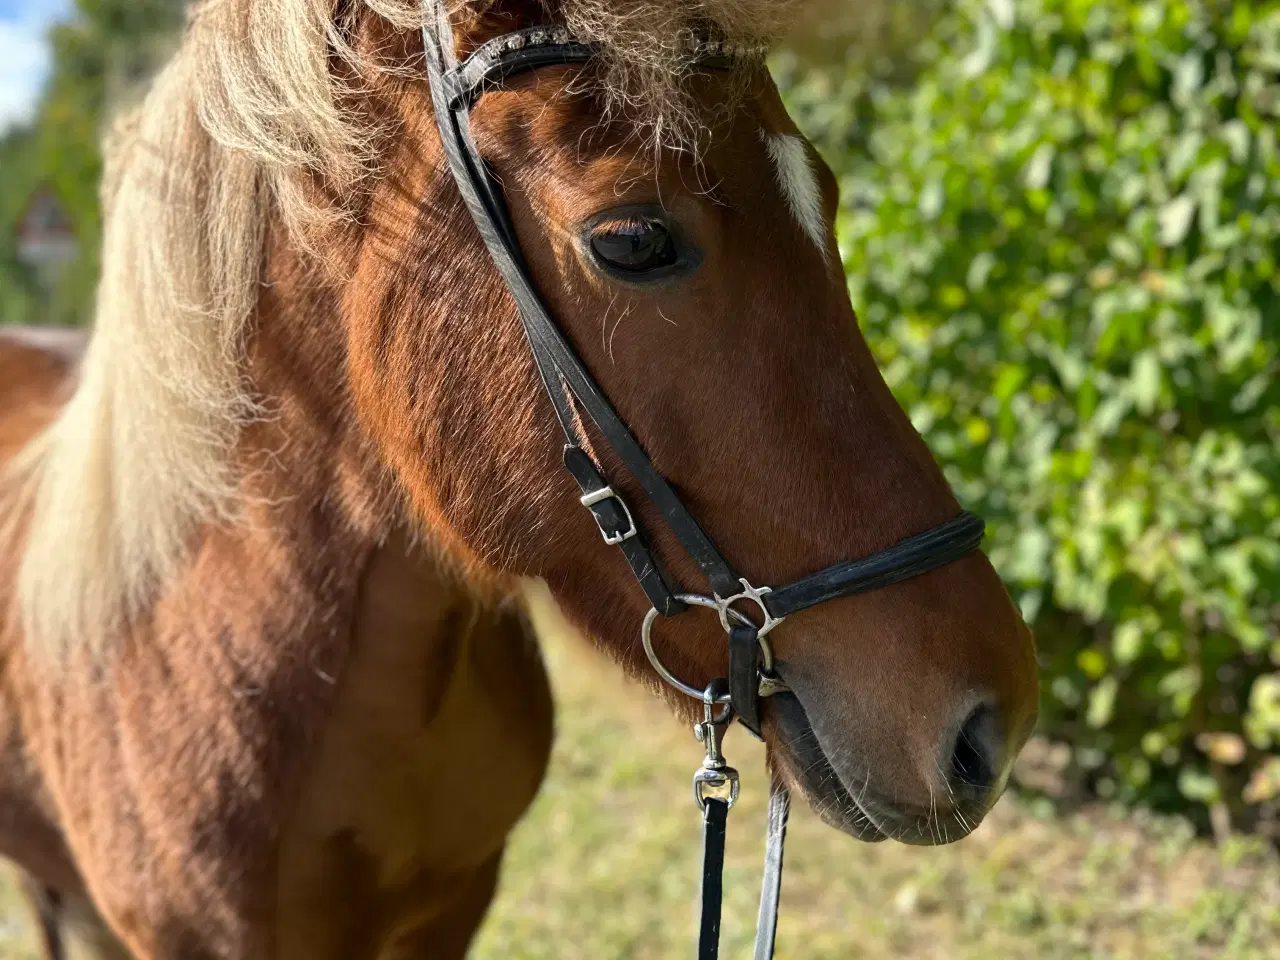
[[272, 535, 554, 958], [28, 491, 550, 957]]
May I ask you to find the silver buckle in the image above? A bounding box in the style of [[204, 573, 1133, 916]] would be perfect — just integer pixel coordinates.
[[579, 486, 637, 546]]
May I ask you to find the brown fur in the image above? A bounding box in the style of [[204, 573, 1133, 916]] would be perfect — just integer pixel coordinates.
[[0, 3, 1038, 957]]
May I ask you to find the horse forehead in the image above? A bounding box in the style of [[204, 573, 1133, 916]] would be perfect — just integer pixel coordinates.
[[482, 71, 829, 247], [737, 78, 827, 252]]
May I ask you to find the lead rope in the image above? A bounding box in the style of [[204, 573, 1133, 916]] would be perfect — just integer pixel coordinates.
[[691, 675, 789, 960], [694, 682, 737, 960], [754, 780, 790, 960], [700, 798, 730, 959]]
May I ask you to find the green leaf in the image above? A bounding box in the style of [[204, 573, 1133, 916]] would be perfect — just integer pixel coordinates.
[[1113, 620, 1146, 665], [1177, 768, 1221, 804], [1087, 676, 1119, 728], [1129, 351, 1163, 414], [1158, 195, 1197, 246]]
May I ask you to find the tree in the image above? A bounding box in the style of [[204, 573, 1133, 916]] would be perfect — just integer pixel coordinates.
[[0, 0, 186, 327]]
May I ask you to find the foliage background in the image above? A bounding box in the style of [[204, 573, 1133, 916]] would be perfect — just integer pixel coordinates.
[[2, 0, 1279, 836], [781, 0, 1280, 835], [0, 0, 183, 326]]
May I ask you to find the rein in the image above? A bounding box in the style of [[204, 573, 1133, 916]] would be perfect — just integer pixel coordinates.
[[418, 4, 986, 955]]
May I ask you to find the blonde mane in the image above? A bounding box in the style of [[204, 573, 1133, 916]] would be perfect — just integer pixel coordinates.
[[14, 0, 804, 656]]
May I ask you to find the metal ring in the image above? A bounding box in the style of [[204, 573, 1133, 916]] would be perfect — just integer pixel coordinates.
[[641, 594, 777, 702], [694, 767, 741, 810]]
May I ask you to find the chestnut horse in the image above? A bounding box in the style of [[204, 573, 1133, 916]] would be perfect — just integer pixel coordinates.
[[0, 0, 1038, 956]]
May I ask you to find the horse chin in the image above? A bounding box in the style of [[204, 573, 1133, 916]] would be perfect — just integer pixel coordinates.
[[767, 692, 888, 843]]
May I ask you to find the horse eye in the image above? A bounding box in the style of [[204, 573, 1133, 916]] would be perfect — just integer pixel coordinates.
[[589, 219, 679, 273]]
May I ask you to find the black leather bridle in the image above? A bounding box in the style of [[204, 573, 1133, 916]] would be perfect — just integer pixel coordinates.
[[419, 3, 986, 956]]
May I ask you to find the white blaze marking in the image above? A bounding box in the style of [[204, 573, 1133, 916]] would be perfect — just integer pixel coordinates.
[[763, 131, 827, 255]]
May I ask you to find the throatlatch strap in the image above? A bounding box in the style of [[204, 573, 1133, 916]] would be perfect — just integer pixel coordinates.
[[699, 798, 729, 960], [754, 781, 791, 960]]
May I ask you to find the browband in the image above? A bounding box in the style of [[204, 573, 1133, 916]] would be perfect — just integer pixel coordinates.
[[443, 26, 594, 108], [442, 23, 748, 110]]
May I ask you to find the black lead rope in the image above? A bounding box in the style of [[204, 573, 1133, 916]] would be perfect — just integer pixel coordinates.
[[699, 798, 729, 959], [700, 794, 789, 960], [693, 677, 789, 960], [419, 3, 988, 956]]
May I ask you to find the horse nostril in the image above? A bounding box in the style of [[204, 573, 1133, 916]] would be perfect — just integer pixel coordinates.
[[948, 702, 1003, 793]]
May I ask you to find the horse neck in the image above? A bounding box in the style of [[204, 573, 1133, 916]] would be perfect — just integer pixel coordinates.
[[238, 217, 452, 601], [240, 225, 557, 897]]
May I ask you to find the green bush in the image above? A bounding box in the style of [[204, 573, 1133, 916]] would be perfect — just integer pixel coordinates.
[[784, 0, 1280, 831]]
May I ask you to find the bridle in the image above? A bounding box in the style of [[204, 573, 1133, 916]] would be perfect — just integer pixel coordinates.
[[419, 3, 987, 956]]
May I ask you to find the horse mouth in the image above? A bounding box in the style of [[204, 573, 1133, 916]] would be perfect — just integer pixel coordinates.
[[767, 691, 889, 843], [768, 690, 996, 846]]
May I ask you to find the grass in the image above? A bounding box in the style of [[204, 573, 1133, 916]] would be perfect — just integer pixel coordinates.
[[0, 869, 37, 960], [3, 593, 1279, 958]]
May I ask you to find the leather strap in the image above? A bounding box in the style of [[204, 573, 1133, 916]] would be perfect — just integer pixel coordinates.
[[445, 26, 737, 111], [562, 444, 685, 614], [423, 4, 745, 604], [445, 28, 595, 108], [699, 798, 730, 960], [754, 781, 790, 960], [728, 624, 762, 737], [697, 780, 790, 960], [764, 510, 986, 619]]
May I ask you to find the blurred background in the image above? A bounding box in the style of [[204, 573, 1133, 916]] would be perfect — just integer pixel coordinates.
[[1, 0, 1279, 956]]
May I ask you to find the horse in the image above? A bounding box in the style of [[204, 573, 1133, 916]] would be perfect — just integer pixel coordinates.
[[0, 0, 1039, 956]]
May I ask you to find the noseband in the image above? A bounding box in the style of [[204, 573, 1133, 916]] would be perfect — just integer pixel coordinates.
[[419, 3, 986, 955]]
